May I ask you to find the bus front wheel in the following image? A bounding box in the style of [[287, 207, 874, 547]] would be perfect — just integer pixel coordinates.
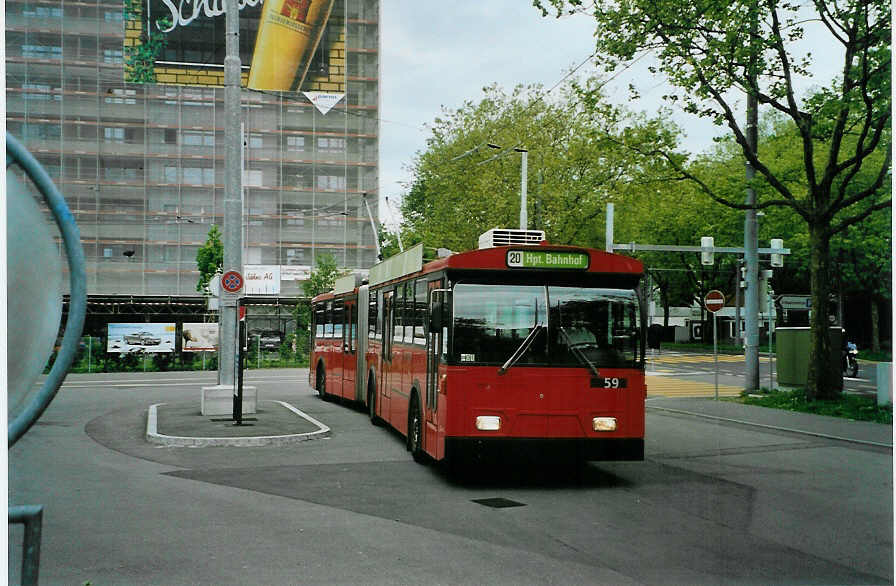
[[408, 394, 426, 464]]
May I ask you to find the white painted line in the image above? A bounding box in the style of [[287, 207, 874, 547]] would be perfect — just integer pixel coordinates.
[[146, 400, 330, 447], [646, 404, 893, 449], [61, 375, 302, 389]]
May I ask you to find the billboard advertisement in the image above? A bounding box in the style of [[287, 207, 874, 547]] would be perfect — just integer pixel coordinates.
[[280, 265, 312, 281], [108, 323, 176, 353], [124, 0, 345, 95], [182, 323, 219, 352], [244, 265, 281, 294]]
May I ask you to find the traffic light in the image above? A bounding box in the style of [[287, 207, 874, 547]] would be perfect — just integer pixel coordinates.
[[760, 269, 773, 306], [770, 238, 784, 267], [701, 236, 714, 265]]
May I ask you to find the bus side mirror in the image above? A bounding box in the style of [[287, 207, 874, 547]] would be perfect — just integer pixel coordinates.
[[429, 301, 444, 332]]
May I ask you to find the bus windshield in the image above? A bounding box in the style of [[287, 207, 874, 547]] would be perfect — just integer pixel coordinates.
[[452, 284, 641, 369]]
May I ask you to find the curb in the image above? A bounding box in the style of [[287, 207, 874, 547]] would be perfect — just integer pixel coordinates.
[[647, 404, 893, 449], [146, 400, 331, 447]]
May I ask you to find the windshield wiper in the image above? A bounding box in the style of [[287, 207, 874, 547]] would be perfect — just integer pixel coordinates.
[[498, 324, 544, 376], [559, 326, 600, 379]]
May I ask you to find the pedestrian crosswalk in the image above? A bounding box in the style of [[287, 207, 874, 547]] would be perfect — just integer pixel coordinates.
[[645, 375, 743, 398], [647, 353, 770, 365]]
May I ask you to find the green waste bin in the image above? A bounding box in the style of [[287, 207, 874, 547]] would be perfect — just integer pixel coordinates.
[[776, 326, 842, 389]]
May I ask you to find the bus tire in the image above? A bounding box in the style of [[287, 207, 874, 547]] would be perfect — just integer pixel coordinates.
[[367, 382, 382, 426], [316, 364, 328, 401], [408, 393, 427, 464]]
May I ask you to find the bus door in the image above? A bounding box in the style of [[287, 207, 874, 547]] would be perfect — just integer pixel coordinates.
[[379, 289, 394, 421], [389, 282, 410, 427], [425, 279, 446, 456], [331, 300, 345, 396], [341, 300, 356, 400]]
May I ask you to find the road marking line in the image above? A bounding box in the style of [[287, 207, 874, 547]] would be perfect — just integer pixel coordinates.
[[646, 375, 742, 398]]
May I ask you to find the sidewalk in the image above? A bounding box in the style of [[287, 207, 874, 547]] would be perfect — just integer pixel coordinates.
[[146, 399, 330, 447], [647, 396, 893, 447]]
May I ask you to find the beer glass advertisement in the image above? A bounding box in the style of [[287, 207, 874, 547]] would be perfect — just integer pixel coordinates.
[[182, 323, 219, 352], [107, 323, 176, 353], [124, 0, 346, 94]]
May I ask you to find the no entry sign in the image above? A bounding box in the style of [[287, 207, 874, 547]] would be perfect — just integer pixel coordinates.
[[704, 289, 725, 313], [221, 270, 244, 294]]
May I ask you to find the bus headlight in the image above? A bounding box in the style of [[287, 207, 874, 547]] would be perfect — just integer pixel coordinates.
[[475, 416, 501, 431], [592, 417, 617, 432]]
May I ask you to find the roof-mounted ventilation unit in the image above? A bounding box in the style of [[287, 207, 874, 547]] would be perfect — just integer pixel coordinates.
[[478, 228, 546, 249]]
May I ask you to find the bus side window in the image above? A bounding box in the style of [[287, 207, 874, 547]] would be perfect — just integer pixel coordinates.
[[414, 279, 427, 344], [325, 301, 334, 338], [351, 308, 357, 352], [314, 306, 324, 339], [333, 301, 344, 340], [383, 290, 394, 356], [394, 284, 405, 343], [376, 289, 384, 340], [369, 293, 378, 338], [345, 303, 354, 352]]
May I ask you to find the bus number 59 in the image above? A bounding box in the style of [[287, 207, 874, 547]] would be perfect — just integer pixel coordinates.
[[602, 377, 625, 388]]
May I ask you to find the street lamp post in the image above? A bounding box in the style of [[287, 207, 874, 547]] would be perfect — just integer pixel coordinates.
[[485, 144, 528, 230]]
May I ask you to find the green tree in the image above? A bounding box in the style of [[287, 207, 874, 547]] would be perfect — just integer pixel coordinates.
[[123, 0, 170, 83], [402, 81, 681, 252], [539, 0, 891, 399], [294, 254, 345, 359], [196, 225, 223, 293], [831, 210, 892, 352]]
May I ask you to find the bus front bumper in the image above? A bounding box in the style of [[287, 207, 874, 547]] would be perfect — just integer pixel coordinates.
[[445, 437, 644, 463]]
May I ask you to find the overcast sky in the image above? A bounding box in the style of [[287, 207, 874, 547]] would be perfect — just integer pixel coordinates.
[[376, 2, 838, 228], [377, 2, 727, 227]]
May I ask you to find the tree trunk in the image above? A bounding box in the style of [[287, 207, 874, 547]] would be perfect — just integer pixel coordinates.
[[806, 224, 840, 400], [661, 288, 670, 329], [870, 299, 880, 353]]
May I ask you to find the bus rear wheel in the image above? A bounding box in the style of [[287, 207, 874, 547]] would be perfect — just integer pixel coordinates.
[[408, 394, 426, 464], [367, 385, 381, 426], [316, 367, 328, 401]]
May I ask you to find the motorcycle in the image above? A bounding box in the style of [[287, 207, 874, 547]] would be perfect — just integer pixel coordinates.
[[842, 341, 859, 378]]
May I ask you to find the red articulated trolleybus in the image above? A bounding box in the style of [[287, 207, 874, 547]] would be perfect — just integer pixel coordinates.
[[310, 228, 646, 466]]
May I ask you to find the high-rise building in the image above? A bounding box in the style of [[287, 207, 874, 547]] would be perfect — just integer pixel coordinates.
[[6, 0, 380, 335]]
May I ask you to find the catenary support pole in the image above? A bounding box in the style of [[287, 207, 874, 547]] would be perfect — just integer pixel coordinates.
[[743, 10, 760, 392], [605, 203, 614, 253], [220, 0, 242, 388]]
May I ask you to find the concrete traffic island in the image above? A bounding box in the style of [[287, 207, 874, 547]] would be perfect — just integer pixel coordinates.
[[146, 400, 330, 447]]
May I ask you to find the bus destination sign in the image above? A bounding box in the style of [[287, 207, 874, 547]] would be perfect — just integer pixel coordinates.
[[506, 250, 589, 270]]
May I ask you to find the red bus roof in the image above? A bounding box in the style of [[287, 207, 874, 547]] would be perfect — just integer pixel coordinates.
[[312, 244, 642, 304], [424, 244, 643, 275]]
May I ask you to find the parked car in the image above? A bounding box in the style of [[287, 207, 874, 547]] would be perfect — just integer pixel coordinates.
[[257, 331, 282, 351], [124, 331, 161, 346]]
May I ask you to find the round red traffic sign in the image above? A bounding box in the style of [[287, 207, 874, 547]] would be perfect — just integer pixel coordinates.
[[704, 289, 725, 313], [221, 270, 244, 294]]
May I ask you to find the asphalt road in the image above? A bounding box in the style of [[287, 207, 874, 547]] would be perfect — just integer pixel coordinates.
[[647, 351, 881, 396], [9, 368, 893, 585]]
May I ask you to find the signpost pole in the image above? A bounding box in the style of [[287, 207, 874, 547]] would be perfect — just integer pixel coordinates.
[[233, 298, 244, 425], [714, 312, 719, 400], [704, 290, 725, 401]]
